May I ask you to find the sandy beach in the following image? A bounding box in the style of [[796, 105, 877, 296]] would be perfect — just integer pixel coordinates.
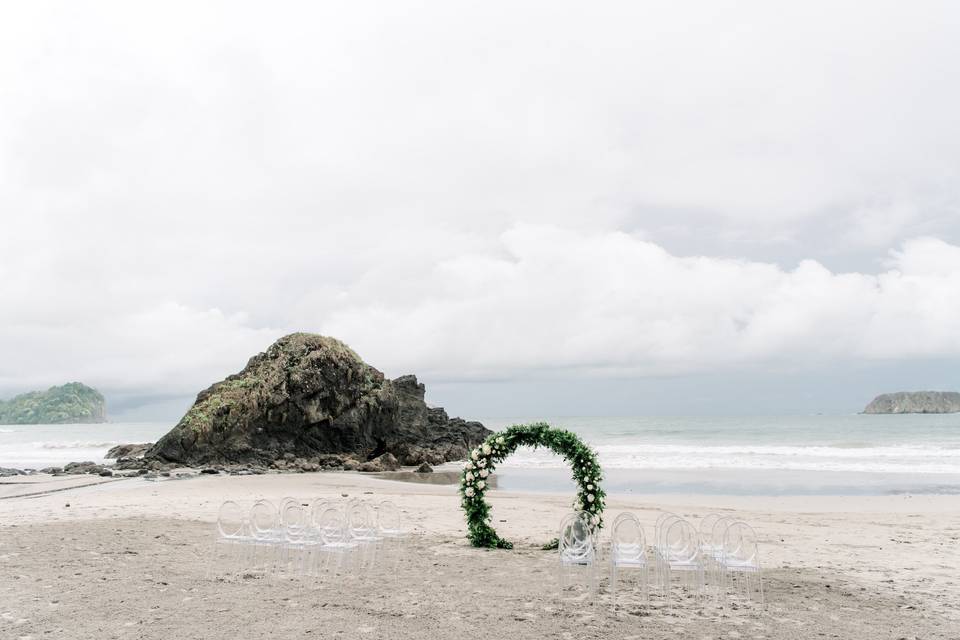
[[1, 471, 958, 640]]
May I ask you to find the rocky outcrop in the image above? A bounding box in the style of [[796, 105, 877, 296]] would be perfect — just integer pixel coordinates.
[[105, 443, 152, 459], [144, 333, 490, 467], [0, 382, 106, 424], [357, 453, 401, 472], [863, 391, 960, 414], [63, 461, 107, 475]]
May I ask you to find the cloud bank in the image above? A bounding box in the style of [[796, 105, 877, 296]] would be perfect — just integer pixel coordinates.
[[2, 223, 958, 400], [1, 1, 959, 412]]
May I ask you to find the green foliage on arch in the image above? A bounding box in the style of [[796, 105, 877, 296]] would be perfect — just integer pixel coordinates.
[[460, 422, 606, 549]]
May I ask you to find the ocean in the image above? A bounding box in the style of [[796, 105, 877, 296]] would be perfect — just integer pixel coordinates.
[[2, 414, 959, 495]]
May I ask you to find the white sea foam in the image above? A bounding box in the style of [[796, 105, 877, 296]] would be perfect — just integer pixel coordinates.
[[0, 421, 169, 468], [502, 442, 960, 474], [35, 441, 121, 449]]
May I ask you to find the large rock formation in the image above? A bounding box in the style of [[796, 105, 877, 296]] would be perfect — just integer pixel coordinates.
[[863, 391, 960, 414], [145, 333, 490, 466], [0, 382, 106, 424]]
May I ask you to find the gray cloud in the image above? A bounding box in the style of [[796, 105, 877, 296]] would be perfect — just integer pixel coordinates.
[[2, 1, 959, 416]]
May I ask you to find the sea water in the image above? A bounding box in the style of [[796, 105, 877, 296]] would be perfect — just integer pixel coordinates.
[[0, 422, 170, 469], [479, 414, 960, 495], [2, 415, 959, 495]]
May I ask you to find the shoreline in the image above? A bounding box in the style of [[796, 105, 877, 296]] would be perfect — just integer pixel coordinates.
[[5, 465, 960, 503], [3, 469, 958, 521]]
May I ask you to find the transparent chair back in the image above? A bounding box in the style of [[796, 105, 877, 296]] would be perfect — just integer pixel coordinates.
[[719, 520, 764, 606], [217, 500, 245, 539], [609, 513, 648, 611], [722, 521, 758, 565], [279, 502, 310, 575], [250, 500, 279, 541], [374, 500, 406, 580], [206, 500, 247, 580], [282, 502, 307, 537], [655, 511, 678, 536], [558, 511, 597, 600], [559, 513, 593, 560], [282, 500, 306, 530], [664, 518, 698, 564], [611, 512, 631, 525], [660, 518, 704, 600], [709, 515, 736, 559], [699, 513, 722, 548], [348, 501, 377, 538], [376, 501, 403, 535], [317, 506, 348, 545], [611, 514, 645, 564], [656, 514, 682, 554]]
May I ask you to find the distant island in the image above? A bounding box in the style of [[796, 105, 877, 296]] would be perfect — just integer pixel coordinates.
[[863, 391, 960, 414], [0, 382, 107, 424]]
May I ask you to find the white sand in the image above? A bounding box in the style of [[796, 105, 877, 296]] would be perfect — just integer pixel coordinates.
[[1, 471, 958, 639]]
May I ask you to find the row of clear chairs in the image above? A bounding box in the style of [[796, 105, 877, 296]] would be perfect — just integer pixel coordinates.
[[558, 510, 763, 613], [652, 511, 763, 606], [697, 512, 764, 606], [652, 511, 706, 601], [207, 496, 408, 583]]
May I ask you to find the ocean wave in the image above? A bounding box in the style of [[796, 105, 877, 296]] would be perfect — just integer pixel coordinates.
[[594, 443, 960, 459], [500, 442, 960, 474], [33, 441, 120, 449]]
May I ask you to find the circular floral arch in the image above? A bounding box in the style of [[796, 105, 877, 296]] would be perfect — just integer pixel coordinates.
[[460, 422, 606, 549]]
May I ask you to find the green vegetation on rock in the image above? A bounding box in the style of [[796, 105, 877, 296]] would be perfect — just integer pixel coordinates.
[[0, 382, 107, 425]]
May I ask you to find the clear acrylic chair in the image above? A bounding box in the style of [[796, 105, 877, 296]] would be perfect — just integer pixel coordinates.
[[654, 512, 681, 554], [653, 512, 681, 591], [249, 499, 283, 574], [718, 521, 764, 607], [660, 518, 704, 602], [205, 500, 249, 579], [309, 498, 330, 524], [699, 513, 722, 555], [375, 500, 407, 580], [654, 512, 679, 539], [315, 505, 361, 577], [279, 501, 313, 577], [609, 512, 635, 531], [609, 513, 648, 614], [704, 514, 735, 590], [558, 512, 597, 602], [351, 500, 384, 573]]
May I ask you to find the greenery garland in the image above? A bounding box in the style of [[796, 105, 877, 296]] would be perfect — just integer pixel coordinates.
[[460, 422, 606, 549]]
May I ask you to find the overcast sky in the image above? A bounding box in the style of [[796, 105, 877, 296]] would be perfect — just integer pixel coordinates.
[[2, 1, 959, 420]]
